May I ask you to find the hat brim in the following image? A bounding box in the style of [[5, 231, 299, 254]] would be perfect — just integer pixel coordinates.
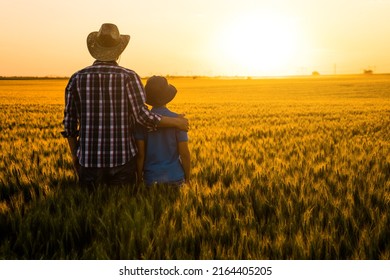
[[87, 32, 130, 61], [146, 85, 177, 107]]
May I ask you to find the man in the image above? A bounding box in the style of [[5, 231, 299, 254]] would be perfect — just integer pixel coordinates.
[[62, 23, 189, 189]]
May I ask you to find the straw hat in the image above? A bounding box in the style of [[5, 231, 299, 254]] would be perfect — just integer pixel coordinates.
[[145, 76, 177, 107], [87, 23, 130, 61]]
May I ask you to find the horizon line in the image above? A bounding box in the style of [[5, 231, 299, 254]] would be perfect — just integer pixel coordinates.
[[1, 72, 389, 80]]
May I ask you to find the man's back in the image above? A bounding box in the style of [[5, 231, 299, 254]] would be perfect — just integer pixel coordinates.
[[64, 61, 160, 168]]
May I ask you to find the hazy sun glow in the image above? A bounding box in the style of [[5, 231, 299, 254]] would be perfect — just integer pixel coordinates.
[[216, 12, 301, 76], [2, 1, 390, 76]]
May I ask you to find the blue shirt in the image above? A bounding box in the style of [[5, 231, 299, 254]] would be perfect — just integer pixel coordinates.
[[135, 107, 188, 186]]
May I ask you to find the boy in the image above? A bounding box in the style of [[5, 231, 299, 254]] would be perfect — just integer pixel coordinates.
[[135, 76, 191, 187]]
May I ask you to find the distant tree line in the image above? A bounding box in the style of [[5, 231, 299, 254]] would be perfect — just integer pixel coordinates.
[[0, 76, 69, 80]]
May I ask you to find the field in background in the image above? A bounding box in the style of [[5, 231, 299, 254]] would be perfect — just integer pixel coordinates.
[[0, 76, 389, 259]]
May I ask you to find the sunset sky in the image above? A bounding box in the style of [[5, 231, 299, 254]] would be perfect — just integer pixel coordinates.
[[1, 0, 390, 77]]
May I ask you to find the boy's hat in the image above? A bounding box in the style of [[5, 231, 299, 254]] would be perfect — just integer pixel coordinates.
[[87, 23, 130, 61], [145, 76, 177, 107]]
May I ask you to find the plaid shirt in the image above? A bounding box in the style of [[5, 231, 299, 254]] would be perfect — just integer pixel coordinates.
[[62, 61, 161, 168]]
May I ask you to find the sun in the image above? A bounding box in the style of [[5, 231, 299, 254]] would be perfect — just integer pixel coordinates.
[[215, 12, 300, 76]]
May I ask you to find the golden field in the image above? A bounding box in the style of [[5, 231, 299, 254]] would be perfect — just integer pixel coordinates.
[[0, 75, 389, 259]]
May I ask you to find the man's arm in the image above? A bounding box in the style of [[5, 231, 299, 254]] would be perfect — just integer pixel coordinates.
[[178, 141, 191, 185], [63, 76, 80, 175], [158, 115, 189, 131]]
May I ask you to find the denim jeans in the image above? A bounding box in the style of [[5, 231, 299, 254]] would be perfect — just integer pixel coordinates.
[[79, 159, 136, 190]]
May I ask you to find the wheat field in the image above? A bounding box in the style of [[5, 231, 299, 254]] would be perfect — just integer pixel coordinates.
[[0, 75, 389, 259]]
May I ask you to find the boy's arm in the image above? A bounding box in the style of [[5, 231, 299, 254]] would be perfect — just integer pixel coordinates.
[[178, 141, 191, 185], [136, 140, 146, 185]]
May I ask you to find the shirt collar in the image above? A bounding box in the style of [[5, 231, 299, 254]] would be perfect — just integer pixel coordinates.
[[93, 60, 118, 66]]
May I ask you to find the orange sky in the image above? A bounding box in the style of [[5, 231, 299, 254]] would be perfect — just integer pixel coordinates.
[[1, 0, 390, 77]]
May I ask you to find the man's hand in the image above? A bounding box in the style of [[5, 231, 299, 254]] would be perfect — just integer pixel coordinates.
[[175, 115, 189, 131], [158, 115, 190, 131], [67, 136, 80, 177], [72, 154, 80, 177]]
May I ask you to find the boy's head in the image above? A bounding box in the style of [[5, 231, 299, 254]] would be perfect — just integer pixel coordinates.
[[145, 76, 177, 107]]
